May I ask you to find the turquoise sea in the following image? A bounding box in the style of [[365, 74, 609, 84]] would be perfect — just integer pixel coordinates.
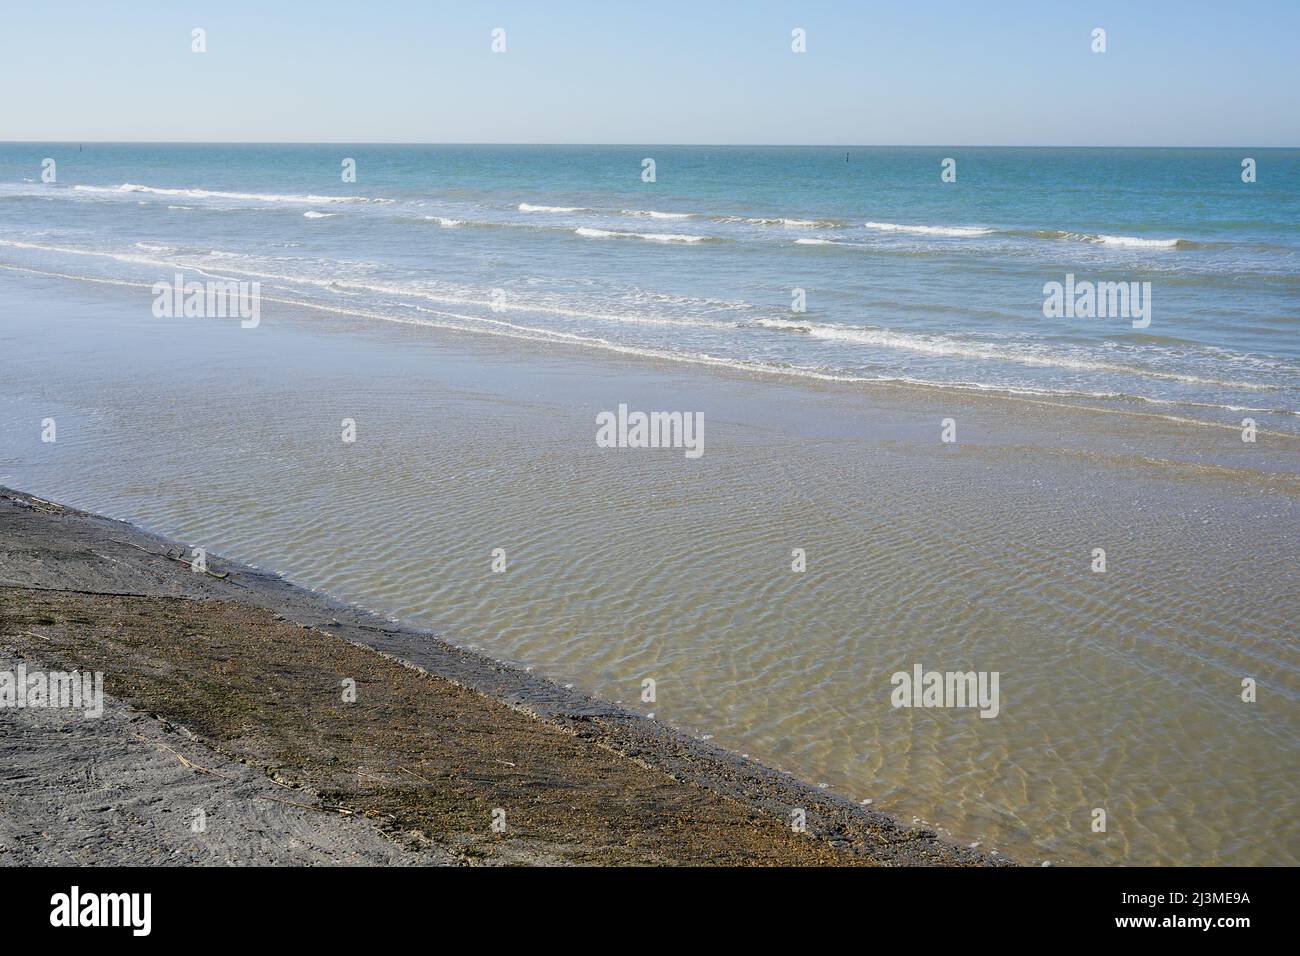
[[2, 144, 1297, 865], [2, 144, 1298, 432]]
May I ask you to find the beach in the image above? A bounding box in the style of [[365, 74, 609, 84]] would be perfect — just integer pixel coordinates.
[[0, 486, 987, 866], [1, 267, 1296, 866], [1, 144, 1297, 867]]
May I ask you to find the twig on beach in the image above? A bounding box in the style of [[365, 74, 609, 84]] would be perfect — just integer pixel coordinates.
[[114, 540, 164, 555], [257, 794, 355, 817], [135, 735, 354, 816], [0, 584, 157, 598], [397, 766, 439, 786], [133, 735, 241, 781], [20, 630, 53, 642]]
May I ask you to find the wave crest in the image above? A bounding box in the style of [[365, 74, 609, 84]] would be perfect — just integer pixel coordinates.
[[73, 183, 390, 205], [863, 221, 993, 237], [574, 227, 710, 243], [620, 209, 695, 220], [518, 202, 586, 213]]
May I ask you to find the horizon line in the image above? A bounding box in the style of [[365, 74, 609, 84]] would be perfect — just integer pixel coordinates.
[[3, 141, 1297, 150]]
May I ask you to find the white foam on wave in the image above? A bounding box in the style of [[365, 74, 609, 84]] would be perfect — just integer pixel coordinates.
[[3, 237, 1283, 406], [794, 237, 839, 245], [518, 202, 586, 213], [1030, 230, 1188, 249], [520, 205, 833, 227], [863, 221, 994, 237], [205, 249, 262, 260], [715, 216, 840, 228], [72, 183, 388, 205], [422, 216, 465, 227], [3, 250, 1289, 429], [0, 238, 739, 332], [574, 227, 707, 243], [620, 209, 695, 220], [303, 211, 337, 219], [1091, 234, 1183, 249], [751, 317, 1263, 387], [755, 218, 831, 228]]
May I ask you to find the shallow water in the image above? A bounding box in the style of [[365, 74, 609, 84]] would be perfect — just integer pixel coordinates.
[[2, 270, 1296, 865]]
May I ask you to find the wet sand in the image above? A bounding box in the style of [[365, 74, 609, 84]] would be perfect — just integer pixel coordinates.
[[0, 487, 991, 866]]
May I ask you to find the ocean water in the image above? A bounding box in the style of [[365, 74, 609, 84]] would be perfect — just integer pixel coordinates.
[[2, 145, 1298, 866], [2, 144, 1298, 433]]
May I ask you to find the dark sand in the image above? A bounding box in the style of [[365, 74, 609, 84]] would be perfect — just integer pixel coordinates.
[[0, 487, 993, 866]]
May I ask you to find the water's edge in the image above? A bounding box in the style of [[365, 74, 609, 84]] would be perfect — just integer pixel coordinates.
[[0, 484, 1001, 866]]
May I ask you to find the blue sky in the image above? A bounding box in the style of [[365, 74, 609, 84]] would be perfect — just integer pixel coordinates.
[[3, 0, 1296, 145]]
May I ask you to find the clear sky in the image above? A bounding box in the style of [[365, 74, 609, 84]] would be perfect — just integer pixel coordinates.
[[3, 0, 1297, 145]]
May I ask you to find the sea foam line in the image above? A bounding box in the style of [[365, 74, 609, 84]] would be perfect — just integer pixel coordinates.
[[71, 183, 390, 204], [1091, 234, 1184, 249], [752, 317, 1283, 390], [1019, 229, 1190, 249], [0, 238, 1283, 394], [2, 259, 1292, 435], [574, 227, 709, 243], [715, 216, 845, 228], [0, 239, 734, 330], [863, 221, 994, 238], [518, 202, 587, 213], [620, 209, 695, 219], [5, 182, 1202, 253]]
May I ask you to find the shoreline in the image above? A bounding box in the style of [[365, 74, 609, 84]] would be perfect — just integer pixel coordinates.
[[4, 260, 1300, 446], [0, 486, 995, 866], [2, 267, 1296, 865]]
